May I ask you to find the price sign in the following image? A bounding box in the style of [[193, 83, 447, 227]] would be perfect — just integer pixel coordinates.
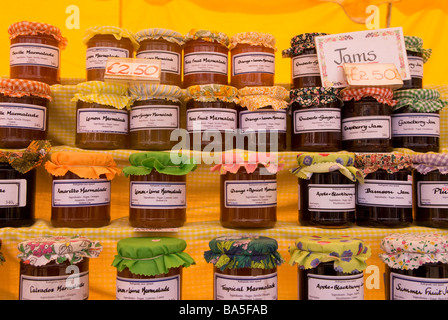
[[104, 57, 161, 84], [343, 63, 403, 89]]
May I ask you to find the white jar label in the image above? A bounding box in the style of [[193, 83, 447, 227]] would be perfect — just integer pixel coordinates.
[[306, 273, 364, 300], [232, 52, 275, 76], [392, 113, 440, 137], [239, 110, 287, 133], [86, 47, 129, 70], [292, 54, 320, 78], [356, 179, 412, 208], [0, 103, 46, 131], [308, 184, 355, 212], [184, 51, 228, 75], [136, 50, 181, 75], [116, 275, 180, 300], [186, 108, 237, 132], [130, 105, 179, 131], [214, 273, 278, 300], [10, 44, 60, 69], [293, 108, 341, 134], [342, 116, 391, 141], [0, 179, 27, 207], [77, 108, 128, 134], [20, 271, 89, 300], [130, 181, 186, 209], [408, 56, 424, 79], [224, 180, 277, 208], [52, 179, 111, 207], [417, 181, 448, 208], [390, 272, 448, 300]]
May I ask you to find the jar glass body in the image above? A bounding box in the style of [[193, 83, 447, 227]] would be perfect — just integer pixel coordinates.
[[401, 51, 423, 90], [10, 34, 61, 85], [220, 166, 277, 229], [136, 38, 182, 87], [86, 34, 135, 81], [75, 100, 129, 150], [342, 97, 392, 152], [51, 172, 111, 228], [299, 171, 355, 228], [129, 171, 186, 228], [183, 39, 228, 88], [0, 163, 36, 228], [291, 48, 321, 89]]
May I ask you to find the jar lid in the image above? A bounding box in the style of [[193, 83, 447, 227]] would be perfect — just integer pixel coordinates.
[[45, 151, 121, 180], [184, 29, 229, 47], [393, 89, 448, 113], [129, 83, 182, 102], [0, 78, 52, 101], [291, 152, 363, 182], [355, 152, 412, 176], [122, 151, 197, 177], [411, 153, 448, 175], [404, 36, 432, 63], [0, 140, 51, 174], [185, 84, 239, 103], [204, 235, 284, 271], [83, 26, 139, 50], [17, 235, 103, 267], [135, 28, 184, 46], [72, 81, 132, 110], [380, 233, 448, 270], [289, 235, 371, 273], [289, 87, 341, 107], [112, 237, 195, 277], [238, 86, 288, 111], [229, 31, 276, 50], [8, 21, 68, 49], [282, 32, 328, 58], [341, 87, 398, 107]]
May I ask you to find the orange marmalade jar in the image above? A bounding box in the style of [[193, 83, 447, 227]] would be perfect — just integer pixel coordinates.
[[229, 32, 276, 88], [183, 29, 229, 88], [8, 21, 67, 85]]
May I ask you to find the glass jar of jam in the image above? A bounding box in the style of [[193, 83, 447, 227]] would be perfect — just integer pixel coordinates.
[[0, 79, 51, 149], [341, 88, 395, 152], [380, 233, 448, 300], [204, 236, 284, 300], [392, 89, 446, 153], [400, 36, 431, 90], [229, 32, 276, 88], [135, 28, 184, 87], [84, 26, 138, 81], [282, 33, 327, 89], [237, 86, 288, 152], [17, 235, 103, 300], [183, 29, 229, 88], [292, 152, 363, 228], [73, 81, 131, 150], [45, 151, 121, 228], [355, 153, 413, 228], [185, 84, 239, 152], [289, 235, 371, 300], [289, 87, 342, 151], [112, 237, 195, 300], [128, 83, 183, 150], [8, 21, 68, 85], [123, 152, 197, 228]]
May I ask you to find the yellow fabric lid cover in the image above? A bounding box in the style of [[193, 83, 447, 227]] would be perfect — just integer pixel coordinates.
[[229, 32, 276, 50], [83, 26, 139, 50]]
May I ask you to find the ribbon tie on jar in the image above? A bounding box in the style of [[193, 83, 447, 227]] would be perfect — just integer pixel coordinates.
[[393, 89, 448, 112], [341, 87, 398, 107]]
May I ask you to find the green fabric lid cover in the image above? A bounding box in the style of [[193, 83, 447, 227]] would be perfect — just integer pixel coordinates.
[[112, 237, 196, 277], [122, 151, 197, 177], [204, 236, 284, 271]]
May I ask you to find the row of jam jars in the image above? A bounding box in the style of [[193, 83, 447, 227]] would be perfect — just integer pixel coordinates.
[[45, 151, 120, 228], [8, 21, 68, 85], [401, 35, 432, 90], [17, 235, 103, 300], [122, 151, 197, 229]]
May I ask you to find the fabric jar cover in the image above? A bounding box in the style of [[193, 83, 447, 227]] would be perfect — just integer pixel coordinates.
[[204, 235, 284, 271], [291, 152, 364, 182], [228, 31, 276, 51], [129, 83, 182, 103], [112, 237, 195, 277], [341, 87, 398, 107], [184, 84, 239, 103], [238, 86, 288, 111], [379, 233, 448, 270], [184, 29, 229, 47], [282, 32, 328, 58], [0, 78, 52, 101], [0, 140, 51, 174], [411, 153, 448, 175], [83, 26, 139, 50], [45, 151, 121, 180], [393, 88, 448, 113], [0, 240, 5, 265], [355, 152, 412, 177], [404, 35, 432, 63], [8, 21, 68, 49], [135, 28, 184, 46], [71, 81, 132, 110], [17, 235, 103, 267], [122, 151, 197, 177], [289, 86, 341, 107]]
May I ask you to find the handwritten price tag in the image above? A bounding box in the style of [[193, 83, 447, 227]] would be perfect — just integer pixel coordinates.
[[343, 63, 403, 89], [104, 57, 161, 84]]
